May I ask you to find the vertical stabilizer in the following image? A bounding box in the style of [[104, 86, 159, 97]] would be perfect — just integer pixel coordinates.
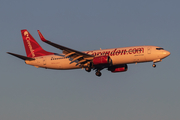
[[21, 29, 54, 58]]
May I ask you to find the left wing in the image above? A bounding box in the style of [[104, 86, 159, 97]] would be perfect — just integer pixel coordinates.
[[37, 30, 94, 66]]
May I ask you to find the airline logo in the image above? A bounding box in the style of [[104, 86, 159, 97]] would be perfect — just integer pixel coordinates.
[[86, 48, 144, 56], [24, 31, 35, 57]]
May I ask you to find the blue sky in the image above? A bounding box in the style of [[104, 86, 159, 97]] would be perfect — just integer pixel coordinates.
[[0, 0, 180, 120]]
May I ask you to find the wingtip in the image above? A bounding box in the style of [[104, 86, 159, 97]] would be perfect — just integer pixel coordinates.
[[7, 52, 12, 55], [37, 30, 47, 42], [7, 52, 15, 55]]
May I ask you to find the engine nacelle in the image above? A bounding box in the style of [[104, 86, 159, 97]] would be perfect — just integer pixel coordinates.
[[108, 64, 128, 73], [93, 56, 112, 66]]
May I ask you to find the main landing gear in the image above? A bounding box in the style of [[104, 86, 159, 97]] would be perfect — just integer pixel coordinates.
[[85, 67, 91, 72], [152, 63, 156, 68], [85, 67, 102, 77], [95, 70, 102, 77]]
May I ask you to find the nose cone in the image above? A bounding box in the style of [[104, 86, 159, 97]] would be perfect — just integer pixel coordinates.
[[167, 51, 171, 56], [163, 50, 171, 57]]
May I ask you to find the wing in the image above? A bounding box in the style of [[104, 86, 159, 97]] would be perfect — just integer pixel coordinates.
[[37, 30, 94, 66]]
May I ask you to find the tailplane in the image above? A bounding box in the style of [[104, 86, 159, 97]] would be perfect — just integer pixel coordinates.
[[21, 29, 54, 58], [7, 52, 35, 60]]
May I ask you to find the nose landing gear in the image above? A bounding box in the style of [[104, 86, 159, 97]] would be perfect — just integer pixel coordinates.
[[152, 59, 162, 68], [152, 63, 156, 68]]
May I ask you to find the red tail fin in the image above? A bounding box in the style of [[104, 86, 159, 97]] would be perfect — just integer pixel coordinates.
[[21, 29, 54, 58]]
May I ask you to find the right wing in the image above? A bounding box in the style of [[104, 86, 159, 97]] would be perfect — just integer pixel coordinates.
[[37, 30, 94, 66]]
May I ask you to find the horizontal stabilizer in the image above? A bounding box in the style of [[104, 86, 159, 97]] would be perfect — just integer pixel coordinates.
[[7, 52, 35, 60]]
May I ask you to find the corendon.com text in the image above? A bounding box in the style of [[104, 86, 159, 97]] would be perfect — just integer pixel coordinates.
[[86, 48, 144, 56]]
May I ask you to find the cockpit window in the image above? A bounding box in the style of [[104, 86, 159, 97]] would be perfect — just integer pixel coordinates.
[[156, 48, 164, 50]]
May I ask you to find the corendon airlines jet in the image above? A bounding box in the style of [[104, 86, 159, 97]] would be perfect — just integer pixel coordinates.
[[7, 30, 170, 77]]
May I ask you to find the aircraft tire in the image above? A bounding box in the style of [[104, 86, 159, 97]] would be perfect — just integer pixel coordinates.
[[95, 71, 102, 77], [85, 67, 91, 72], [152, 64, 156, 68]]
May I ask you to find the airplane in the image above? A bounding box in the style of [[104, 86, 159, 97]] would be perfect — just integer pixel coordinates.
[[7, 29, 170, 77]]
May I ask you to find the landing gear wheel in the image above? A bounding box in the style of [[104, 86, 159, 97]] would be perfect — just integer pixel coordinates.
[[152, 64, 156, 68], [95, 71, 102, 77], [85, 67, 91, 72]]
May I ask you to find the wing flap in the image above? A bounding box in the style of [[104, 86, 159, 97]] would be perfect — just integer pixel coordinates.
[[64, 52, 76, 58], [72, 56, 83, 62]]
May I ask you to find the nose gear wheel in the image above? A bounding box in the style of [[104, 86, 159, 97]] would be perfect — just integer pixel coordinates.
[[152, 63, 156, 68]]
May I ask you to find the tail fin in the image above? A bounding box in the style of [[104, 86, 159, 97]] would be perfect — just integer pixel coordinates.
[[21, 29, 54, 58]]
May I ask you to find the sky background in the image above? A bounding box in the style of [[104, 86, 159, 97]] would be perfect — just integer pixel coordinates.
[[0, 0, 180, 120]]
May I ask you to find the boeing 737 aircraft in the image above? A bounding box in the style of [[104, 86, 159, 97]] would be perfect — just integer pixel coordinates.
[[7, 30, 170, 77]]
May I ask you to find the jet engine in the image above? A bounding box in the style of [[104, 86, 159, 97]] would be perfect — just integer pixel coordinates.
[[93, 56, 112, 66], [108, 64, 128, 73]]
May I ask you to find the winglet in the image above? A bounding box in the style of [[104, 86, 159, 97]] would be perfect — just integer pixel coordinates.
[[37, 30, 47, 42]]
